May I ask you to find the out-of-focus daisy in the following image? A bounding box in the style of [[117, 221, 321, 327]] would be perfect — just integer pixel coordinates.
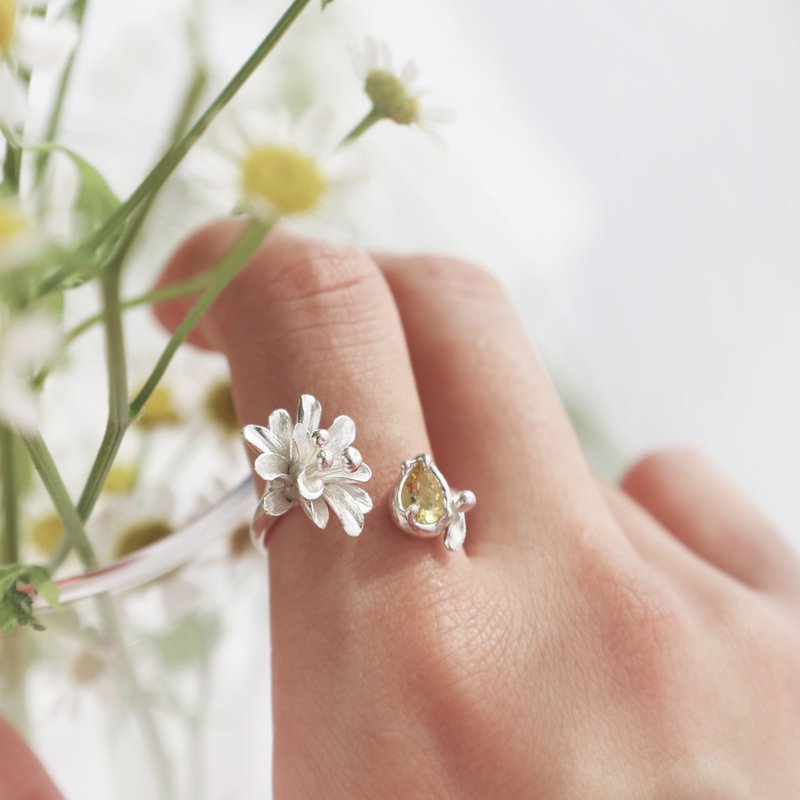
[[0, 194, 38, 270], [92, 488, 175, 563], [0, 160, 78, 272], [351, 37, 455, 145], [195, 107, 361, 224], [0, 310, 61, 432], [0, 0, 79, 127]]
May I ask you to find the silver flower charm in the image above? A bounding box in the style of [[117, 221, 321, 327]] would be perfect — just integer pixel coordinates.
[[242, 395, 372, 537]]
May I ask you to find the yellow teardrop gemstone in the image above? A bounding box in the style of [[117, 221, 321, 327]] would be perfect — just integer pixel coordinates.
[[401, 461, 446, 525]]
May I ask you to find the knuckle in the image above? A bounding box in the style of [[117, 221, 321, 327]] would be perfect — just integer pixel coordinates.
[[566, 533, 689, 704], [622, 447, 705, 494], [405, 256, 505, 305], [263, 240, 380, 308]]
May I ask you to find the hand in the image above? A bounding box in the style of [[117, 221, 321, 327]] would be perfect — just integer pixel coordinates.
[[157, 222, 800, 799]]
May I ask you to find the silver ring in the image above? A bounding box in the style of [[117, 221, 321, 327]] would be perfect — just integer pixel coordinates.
[[391, 454, 476, 551], [242, 394, 372, 552]]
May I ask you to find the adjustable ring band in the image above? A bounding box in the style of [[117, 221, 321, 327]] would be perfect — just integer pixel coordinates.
[[390, 453, 476, 551]]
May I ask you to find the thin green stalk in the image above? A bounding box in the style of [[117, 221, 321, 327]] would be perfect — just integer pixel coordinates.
[[1, 124, 22, 188], [22, 433, 97, 569], [34, 0, 91, 182], [0, 428, 20, 564], [66, 273, 210, 344], [341, 108, 382, 144], [47, 269, 128, 571], [130, 219, 270, 418], [21, 443, 171, 795], [82, 0, 311, 255]]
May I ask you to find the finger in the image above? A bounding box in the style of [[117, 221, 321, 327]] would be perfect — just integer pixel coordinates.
[[0, 716, 63, 799], [377, 254, 624, 557], [155, 221, 466, 579], [621, 449, 800, 599]]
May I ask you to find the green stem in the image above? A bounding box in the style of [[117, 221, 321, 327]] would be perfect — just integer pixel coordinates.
[[0, 427, 20, 564], [21, 444, 171, 794], [47, 270, 128, 571], [22, 433, 97, 569], [83, 0, 311, 255], [130, 219, 271, 419], [1, 124, 22, 189], [66, 273, 210, 344], [341, 108, 382, 144], [34, 0, 91, 182]]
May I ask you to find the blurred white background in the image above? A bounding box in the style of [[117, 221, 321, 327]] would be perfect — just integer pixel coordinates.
[[48, 0, 800, 544], [22, 0, 800, 796], [357, 0, 800, 544]]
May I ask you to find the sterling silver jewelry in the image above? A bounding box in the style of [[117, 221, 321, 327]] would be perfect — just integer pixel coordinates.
[[391, 454, 475, 552], [242, 394, 372, 552]]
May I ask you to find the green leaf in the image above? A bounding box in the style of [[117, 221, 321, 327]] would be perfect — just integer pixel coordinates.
[[28, 144, 120, 232], [0, 564, 61, 634], [321, 0, 335, 7]]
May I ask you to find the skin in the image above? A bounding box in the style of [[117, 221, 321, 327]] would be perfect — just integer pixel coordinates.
[[4, 221, 799, 798]]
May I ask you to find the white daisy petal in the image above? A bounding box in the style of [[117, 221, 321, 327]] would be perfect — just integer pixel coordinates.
[[323, 484, 364, 537], [262, 488, 292, 516], [242, 424, 285, 456], [326, 415, 356, 454], [3, 314, 61, 373], [400, 61, 419, 86], [294, 108, 335, 155], [268, 408, 292, 441], [0, 379, 40, 432], [302, 496, 329, 529], [14, 17, 78, 71], [0, 64, 28, 128], [297, 469, 324, 501], [296, 394, 322, 434], [444, 513, 467, 552], [253, 452, 289, 480]]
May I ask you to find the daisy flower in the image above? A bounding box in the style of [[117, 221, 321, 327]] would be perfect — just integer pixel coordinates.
[[0, 310, 61, 432], [0, 0, 78, 127], [195, 106, 360, 224], [352, 36, 455, 143], [0, 194, 38, 270]]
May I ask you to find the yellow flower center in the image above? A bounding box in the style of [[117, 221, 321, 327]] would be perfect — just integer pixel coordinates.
[[103, 463, 138, 494], [136, 385, 181, 430], [0, 0, 16, 52], [203, 379, 238, 435], [0, 200, 27, 244], [240, 144, 327, 216], [113, 520, 173, 560], [29, 513, 64, 555], [71, 651, 106, 685], [365, 70, 420, 125]]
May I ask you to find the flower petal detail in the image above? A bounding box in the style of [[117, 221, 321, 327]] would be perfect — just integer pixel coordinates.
[[242, 424, 285, 456], [296, 394, 322, 433], [341, 484, 373, 513], [0, 65, 28, 128], [444, 513, 466, 552], [268, 408, 292, 441], [346, 463, 372, 483], [262, 488, 292, 516], [297, 469, 324, 500], [14, 18, 79, 71], [291, 423, 315, 464], [327, 415, 356, 454], [302, 496, 329, 529], [323, 484, 364, 537], [254, 452, 289, 480]]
